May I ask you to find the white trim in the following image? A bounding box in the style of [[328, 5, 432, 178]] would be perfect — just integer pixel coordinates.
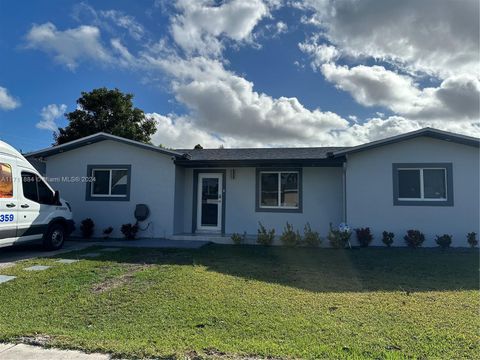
[[259, 171, 299, 209], [197, 173, 222, 232], [397, 167, 447, 201], [91, 168, 129, 198]]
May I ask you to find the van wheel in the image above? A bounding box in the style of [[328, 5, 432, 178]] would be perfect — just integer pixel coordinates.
[[43, 223, 65, 251]]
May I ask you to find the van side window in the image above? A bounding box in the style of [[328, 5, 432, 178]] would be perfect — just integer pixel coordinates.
[[21, 172, 55, 205], [0, 163, 13, 198], [22, 173, 38, 202]]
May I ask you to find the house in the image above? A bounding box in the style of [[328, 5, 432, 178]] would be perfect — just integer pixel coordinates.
[[26, 128, 480, 247]]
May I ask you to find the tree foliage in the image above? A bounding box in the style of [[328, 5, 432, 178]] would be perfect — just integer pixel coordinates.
[[54, 88, 156, 145]]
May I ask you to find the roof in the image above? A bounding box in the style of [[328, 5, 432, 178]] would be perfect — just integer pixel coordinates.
[[25, 132, 185, 159], [332, 127, 480, 157], [174, 147, 347, 167]]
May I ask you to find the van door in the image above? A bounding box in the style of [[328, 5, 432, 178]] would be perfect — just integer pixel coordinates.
[[16, 171, 55, 240], [0, 159, 18, 245]]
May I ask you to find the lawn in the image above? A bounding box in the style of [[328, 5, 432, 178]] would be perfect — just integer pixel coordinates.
[[0, 244, 478, 359]]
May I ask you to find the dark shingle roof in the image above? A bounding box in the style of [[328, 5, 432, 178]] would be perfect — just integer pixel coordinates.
[[176, 147, 348, 161]]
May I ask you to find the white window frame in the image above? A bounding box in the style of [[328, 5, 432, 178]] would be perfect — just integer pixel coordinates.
[[397, 167, 447, 201], [91, 168, 129, 198], [259, 171, 300, 209]]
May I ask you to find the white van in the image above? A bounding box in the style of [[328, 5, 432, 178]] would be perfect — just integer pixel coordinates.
[[1, 140, 74, 250]]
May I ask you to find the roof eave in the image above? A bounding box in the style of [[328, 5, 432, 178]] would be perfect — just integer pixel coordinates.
[[332, 128, 480, 157], [25, 132, 185, 159]]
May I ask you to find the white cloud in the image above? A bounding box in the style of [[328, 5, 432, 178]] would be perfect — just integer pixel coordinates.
[[321, 63, 480, 121], [25, 23, 112, 70], [298, 39, 339, 69], [36, 104, 67, 131], [100, 10, 145, 40], [144, 55, 349, 145], [275, 21, 288, 35], [170, 0, 269, 56], [300, 0, 479, 78], [0, 87, 20, 110]]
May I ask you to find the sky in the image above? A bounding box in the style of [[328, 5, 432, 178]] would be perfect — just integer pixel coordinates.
[[0, 0, 479, 152]]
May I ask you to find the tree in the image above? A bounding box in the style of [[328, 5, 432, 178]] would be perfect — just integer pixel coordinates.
[[54, 88, 156, 145], [194, 144, 203, 149]]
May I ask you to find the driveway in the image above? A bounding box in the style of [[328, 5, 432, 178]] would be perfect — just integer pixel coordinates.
[[0, 242, 90, 269]]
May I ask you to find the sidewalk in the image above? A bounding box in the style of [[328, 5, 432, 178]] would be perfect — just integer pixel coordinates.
[[0, 343, 110, 360]]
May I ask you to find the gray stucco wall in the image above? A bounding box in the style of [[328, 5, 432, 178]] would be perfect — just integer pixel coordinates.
[[179, 166, 343, 240], [345, 137, 480, 247], [43, 140, 176, 239]]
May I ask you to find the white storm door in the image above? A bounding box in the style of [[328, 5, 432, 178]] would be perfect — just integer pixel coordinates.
[[197, 173, 222, 232]]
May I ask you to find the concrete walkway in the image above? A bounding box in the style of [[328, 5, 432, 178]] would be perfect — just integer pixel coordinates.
[[0, 343, 110, 360]]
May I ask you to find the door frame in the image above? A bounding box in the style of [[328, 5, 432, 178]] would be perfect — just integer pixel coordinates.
[[192, 169, 226, 234]]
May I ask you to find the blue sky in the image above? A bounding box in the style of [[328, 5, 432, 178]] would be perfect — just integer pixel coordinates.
[[0, 0, 478, 152]]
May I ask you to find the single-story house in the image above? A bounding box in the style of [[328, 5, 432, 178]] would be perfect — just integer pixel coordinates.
[[26, 127, 479, 247]]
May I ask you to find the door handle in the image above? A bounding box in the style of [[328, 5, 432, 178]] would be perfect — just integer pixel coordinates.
[[21, 204, 30, 208], [6, 203, 15, 208]]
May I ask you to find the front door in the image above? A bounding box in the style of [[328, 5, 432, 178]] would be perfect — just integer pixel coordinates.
[[197, 173, 222, 232]]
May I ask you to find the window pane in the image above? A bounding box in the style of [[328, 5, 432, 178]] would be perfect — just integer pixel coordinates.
[[0, 163, 13, 198], [22, 173, 38, 202], [111, 170, 128, 195], [260, 173, 278, 207], [37, 177, 54, 204], [398, 169, 420, 198], [201, 178, 219, 226], [424, 169, 446, 199], [92, 170, 110, 195], [281, 172, 299, 207]]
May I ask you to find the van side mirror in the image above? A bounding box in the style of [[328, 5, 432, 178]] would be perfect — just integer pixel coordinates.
[[53, 190, 61, 205]]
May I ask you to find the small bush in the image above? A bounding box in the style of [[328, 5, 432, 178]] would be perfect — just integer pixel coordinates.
[[355, 227, 373, 247], [327, 223, 352, 248], [467, 232, 478, 248], [382, 231, 395, 247], [436, 234, 452, 249], [404, 229, 425, 248], [257, 222, 275, 246], [121, 223, 139, 240], [80, 218, 94, 238], [231, 232, 247, 245], [280, 222, 302, 247], [103, 226, 113, 239], [303, 223, 321, 247]]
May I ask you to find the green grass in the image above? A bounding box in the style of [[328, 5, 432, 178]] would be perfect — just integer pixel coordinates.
[[0, 245, 478, 359]]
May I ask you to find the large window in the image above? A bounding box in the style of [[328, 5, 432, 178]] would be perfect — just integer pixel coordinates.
[[21, 172, 56, 205], [256, 169, 302, 212], [86, 165, 131, 201], [393, 163, 453, 206], [0, 163, 13, 198]]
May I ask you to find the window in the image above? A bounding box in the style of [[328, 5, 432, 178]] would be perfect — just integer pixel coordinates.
[[393, 163, 453, 206], [21, 172, 55, 205], [0, 163, 13, 198], [86, 165, 131, 201], [256, 169, 302, 212]]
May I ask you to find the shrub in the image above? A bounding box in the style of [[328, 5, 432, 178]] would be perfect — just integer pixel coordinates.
[[80, 218, 94, 238], [257, 222, 275, 246], [355, 227, 373, 247], [466, 232, 478, 247], [231, 232, 247, 245], [435, 234, 452, 249], [327, 223, 352, 248], [121, 223, 139, 240], [382, 231, 395, 247], [102, 226, 113, 239], [404, 229, 425, 248], [303, 223, 321, 247], [280, 222, 301, 247]]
